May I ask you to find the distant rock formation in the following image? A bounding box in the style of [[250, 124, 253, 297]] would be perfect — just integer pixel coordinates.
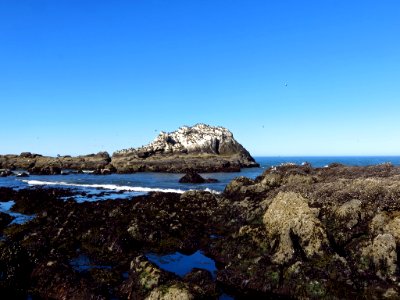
[[112, 124, 259, 172], [0, 152, 112, 175], [0, 124, 259, 174]]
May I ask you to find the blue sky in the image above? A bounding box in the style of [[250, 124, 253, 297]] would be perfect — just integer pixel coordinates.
[[1, 0, 399, 156]]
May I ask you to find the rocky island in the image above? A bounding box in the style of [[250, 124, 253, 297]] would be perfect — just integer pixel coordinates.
[[0, 124, 259, 174], [112, 124, 258, 172], [1, 163, 400, 299]]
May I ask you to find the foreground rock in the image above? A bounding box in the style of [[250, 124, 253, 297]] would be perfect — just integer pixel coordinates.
[[112, 124, 259, 172], [2, 163, 400, 298]]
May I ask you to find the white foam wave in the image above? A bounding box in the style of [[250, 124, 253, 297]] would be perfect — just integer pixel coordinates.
[[21, 180, 186, 194], [203, 188, 221, 194]]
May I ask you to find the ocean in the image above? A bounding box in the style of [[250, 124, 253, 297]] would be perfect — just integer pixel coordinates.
[[1, 156, 400, 202]]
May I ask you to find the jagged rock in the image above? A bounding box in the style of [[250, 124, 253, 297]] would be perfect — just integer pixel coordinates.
[[118, 255, 178, 299], [130, 256, 171, 291], [179, 171, 206, 183], [183, 268, 218, 298], [372, 234, 397, 280], [370, 212, 400, 242], [29, 166, 61, 175], [20, 152, 41, 158], [0, 242, 32, 293], [0, 169, 12, 177], [93, 168, 112, 175], [326, 199, 367, 247], [335, 199, 363, 230], [30, 260, 107, 299], [179, 170, 219, 184], [0, 212, 14, 229], [263, 192, 329, 264], [146, 283, 194, 300], [260, 173, 282, 187], [0, 152, 111, 174], [112, 124, 259, 173], [224, 176, 255, 195], [3, 163, 400, 298]]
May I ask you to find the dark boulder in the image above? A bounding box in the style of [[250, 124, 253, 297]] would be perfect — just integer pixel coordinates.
[[0, 212, 14, 229], [205, 178, 219, 183], [0, 242, 32, 295], [0, 169, 12, 177], [179, 171, 206, 183], [28, 166, 61, 175], [179, 170, 219, 184]]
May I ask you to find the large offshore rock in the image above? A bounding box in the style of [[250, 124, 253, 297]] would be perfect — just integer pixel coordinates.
[[111, 124, 259, 173]]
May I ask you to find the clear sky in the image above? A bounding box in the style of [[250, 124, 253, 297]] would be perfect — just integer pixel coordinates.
[[1, 0, 399, 156]]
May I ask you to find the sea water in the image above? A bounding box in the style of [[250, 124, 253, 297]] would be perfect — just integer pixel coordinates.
[[1, 156, 400, 201]]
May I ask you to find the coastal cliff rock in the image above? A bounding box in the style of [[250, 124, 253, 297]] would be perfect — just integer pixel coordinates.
[[111, 124, 258, 172]]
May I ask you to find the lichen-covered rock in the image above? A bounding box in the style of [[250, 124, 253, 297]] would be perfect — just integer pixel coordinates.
[[263, 192, 329, 264], [183, 268, 218, 298], [260, 173, 282, 187], [372, 234, 397, 280], [117, 255, 177, 299], [329, 199, 366, 246], [130, 256, 169, 291], [370, 212, 400, 242], [357, 233, 398, 281], [146, 283, 194, 300], [335, 199, 363, 229], [31, 260, 107, 300], [3, 163, 400, 298], [224, 176, 255, 195]]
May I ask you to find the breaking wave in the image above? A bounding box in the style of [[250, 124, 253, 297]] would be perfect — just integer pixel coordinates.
[[21, 180, 186, 194], [20, 180, 220, 194]]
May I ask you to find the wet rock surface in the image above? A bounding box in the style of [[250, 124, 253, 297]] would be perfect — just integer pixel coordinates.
[[1, 163, 400, 298]]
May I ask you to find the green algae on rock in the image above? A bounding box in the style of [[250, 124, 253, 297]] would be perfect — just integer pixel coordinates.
[[2, 163, 400, 298]]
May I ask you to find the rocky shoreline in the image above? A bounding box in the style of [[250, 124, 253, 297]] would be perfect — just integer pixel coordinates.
[[0, 124, 259, 175], [1, 163, 400, 299]]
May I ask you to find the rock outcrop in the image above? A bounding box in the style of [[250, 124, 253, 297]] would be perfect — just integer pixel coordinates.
[[2, 164, 400, 298], [0, 124, 258, 173], [0, 152, 112, 174], [179, 170, 219, 184], [263, 192, 329, 264], [111, 124, 259, 172]]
